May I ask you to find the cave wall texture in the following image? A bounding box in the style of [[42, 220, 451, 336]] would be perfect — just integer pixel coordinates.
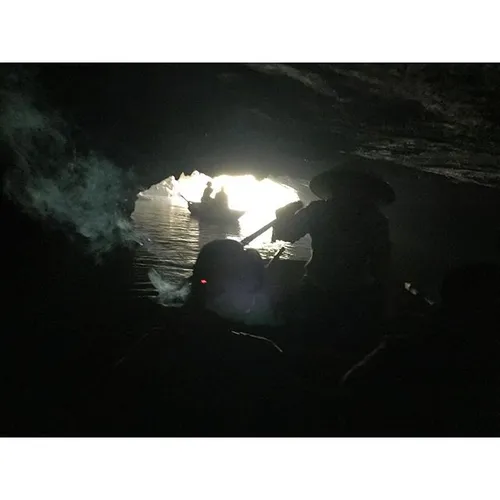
[[1, 63, 499, 270], [3, 63, 500, 191]]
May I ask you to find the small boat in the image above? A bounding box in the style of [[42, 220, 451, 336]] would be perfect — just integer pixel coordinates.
[[187, 202, 245, 223]]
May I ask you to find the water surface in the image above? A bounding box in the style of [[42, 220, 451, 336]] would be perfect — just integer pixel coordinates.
[[131, 198, 311, 299]]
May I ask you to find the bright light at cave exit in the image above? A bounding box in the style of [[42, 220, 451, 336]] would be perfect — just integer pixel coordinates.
[[160, 171, 300, 245]]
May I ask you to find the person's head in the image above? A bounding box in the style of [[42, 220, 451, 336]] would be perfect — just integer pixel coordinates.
[[207, 181, 212, 187], [189, 239, 264, 317]]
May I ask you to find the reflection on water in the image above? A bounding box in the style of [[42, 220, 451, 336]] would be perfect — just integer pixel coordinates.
[[131, 198, 311, 298]]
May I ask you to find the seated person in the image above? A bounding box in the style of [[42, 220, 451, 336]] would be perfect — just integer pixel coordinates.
[[273, 167, 394, 328], [201, 181, 213, 203], [187, 239, 276, 325], [214, 187, 229, 210]]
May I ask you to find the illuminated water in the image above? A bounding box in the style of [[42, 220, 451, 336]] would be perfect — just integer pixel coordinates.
[[131, 198, 311, 299]]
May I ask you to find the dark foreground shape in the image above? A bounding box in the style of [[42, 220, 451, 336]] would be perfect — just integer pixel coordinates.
[[0, 200, 146, 436], [3, 195, 497, 437], [83, 310, 313, 437], [309, 163, 396, 206], [340, 263, 500, 437], [188, 201, 245, 223]]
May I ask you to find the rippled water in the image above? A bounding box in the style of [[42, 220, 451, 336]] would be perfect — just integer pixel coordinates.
[[131, 198, 311, 298]]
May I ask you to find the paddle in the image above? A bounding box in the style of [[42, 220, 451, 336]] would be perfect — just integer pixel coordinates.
[[240, 200, 305, 246], [265, 246, 286, 268], [179, 194, 192, 205], [240, 218, 278, 246]]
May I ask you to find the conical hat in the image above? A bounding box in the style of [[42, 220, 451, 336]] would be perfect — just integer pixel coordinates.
[[309, 161, 395, 205]]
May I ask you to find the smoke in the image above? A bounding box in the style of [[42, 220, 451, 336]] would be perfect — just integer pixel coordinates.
[[147, 269, 191, 307], [0, 81, 143, 259]]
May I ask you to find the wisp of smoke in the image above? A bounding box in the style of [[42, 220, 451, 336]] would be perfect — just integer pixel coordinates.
[[148, 269, 190, 307], [0, 85, 143, 259]]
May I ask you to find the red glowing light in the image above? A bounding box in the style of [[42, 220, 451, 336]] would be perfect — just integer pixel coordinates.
[[200, 279, 207, 284]]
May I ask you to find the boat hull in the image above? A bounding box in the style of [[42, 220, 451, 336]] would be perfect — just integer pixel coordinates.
[[188, 202, 245, 223]]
